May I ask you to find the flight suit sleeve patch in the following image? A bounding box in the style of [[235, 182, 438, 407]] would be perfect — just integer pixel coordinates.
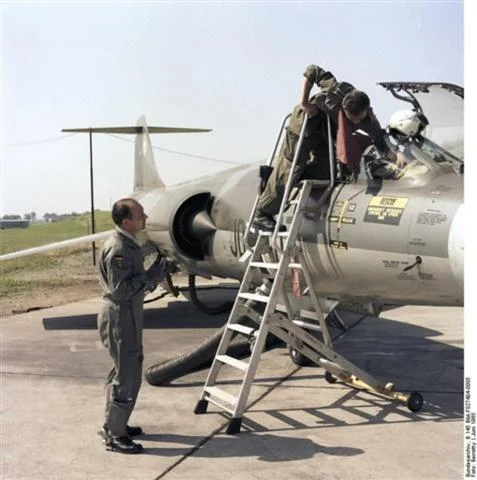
[[113, 255, 127, 269]]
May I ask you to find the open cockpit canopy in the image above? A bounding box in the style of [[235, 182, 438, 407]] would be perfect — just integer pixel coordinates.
[[378, 82, 463, 160]]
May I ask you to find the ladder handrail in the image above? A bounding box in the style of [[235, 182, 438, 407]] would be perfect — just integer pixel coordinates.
[[243, 113, 292, 248], [272, 113, 337, 251], [268, 113, 292, 168], [271, 113, 309, 249]]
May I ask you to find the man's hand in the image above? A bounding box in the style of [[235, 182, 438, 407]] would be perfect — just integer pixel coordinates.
[[146, 256, 166, 282], [395, 151, 407, 170], [302, 101, 319, 118]]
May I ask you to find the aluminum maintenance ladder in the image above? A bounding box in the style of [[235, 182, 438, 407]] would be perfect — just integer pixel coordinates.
[[194, 178, 335, 434], [193, 110, 338, 434]]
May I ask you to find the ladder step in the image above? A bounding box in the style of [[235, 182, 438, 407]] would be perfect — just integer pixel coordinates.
[[216, 354, 249, 371], [275, 306, 321, 322], [228, 323, 256, 336], [292, 308, 325, 322], [289, 263, 302, 270], [293, 319, 322, 332], [238, 292, 270, 303], [248, 227, 273, 236], [250, 261, 279, 269], [205, 386, 237, 406], [250, 261, 302, 270], [297, 309, 322, 321], [304, 180, 330, 187], [239, 250, 253, 264]]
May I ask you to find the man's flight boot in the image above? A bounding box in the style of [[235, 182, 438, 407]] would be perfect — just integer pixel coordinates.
[[252, 213, 276, 231], [99, 424, 143, 441], [105, 436, 144, 454]]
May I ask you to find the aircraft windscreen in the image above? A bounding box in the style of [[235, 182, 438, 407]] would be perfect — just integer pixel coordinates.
[[363, 134, 460, 182], [417, 136, 461, 165]]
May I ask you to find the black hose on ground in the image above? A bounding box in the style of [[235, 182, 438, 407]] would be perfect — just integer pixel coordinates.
[[145, 317, 283, 386], [188, 274, 234, 315]]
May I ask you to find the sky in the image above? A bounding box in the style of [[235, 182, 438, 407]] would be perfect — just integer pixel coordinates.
[[0, 0, 466, 217]]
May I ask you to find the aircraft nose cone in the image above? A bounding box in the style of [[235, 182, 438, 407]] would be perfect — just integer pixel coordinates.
[[448, 204, 464, 290]]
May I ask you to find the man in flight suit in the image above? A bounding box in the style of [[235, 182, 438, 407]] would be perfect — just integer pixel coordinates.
[[253, 64, 405, 231], [97, 198, 167, 454]]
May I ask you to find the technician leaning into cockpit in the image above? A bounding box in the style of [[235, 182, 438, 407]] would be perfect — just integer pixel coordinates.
[[253, 64, 407, 231]]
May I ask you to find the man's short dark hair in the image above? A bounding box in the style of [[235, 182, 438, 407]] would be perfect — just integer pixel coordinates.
[[111, 198, 135, 226], [342, 90, 370, 116]]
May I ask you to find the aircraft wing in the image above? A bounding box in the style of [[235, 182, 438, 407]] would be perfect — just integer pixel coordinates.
[[0, 230, 114, 261]]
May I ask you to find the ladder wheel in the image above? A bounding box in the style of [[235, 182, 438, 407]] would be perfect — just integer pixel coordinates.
[[407, 391, 424, 412], [226, 417, 242, 435], [194, 399, 209, 415], [325, 371, 338, 384], [288, 347, 314, 367]]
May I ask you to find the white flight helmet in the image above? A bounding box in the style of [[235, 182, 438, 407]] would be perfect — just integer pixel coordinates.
[[388, 110, 428, 139]]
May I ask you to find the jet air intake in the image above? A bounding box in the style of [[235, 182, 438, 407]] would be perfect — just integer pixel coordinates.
[[171, 193, 216, 260]]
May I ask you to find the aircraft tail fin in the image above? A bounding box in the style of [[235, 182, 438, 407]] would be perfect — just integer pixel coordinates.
[[134, 115, 164, 191]]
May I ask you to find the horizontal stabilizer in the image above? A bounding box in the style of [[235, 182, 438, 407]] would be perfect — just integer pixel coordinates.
[[62, 126, 212, 134], [61, 116, 212, 191]]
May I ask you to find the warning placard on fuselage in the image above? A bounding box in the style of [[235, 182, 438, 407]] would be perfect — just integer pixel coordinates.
[[364, 196, 409, 225]]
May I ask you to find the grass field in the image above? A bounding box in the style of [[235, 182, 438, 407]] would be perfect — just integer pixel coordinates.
[[0, 210, 113, 255], [0, 211, 113, 298]]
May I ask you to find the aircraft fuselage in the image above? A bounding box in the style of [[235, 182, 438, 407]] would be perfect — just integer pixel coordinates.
[[140, 159, 463, 307]]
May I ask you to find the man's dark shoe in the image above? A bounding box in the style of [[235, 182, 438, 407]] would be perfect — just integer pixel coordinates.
[[252, 214, 276, 231], [105, 436, 143, 454], [99, 424, 143, 441]]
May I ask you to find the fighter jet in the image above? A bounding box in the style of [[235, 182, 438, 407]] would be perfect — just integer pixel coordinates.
[[1, 81, 464, 417], [131, 82, 463, 310]]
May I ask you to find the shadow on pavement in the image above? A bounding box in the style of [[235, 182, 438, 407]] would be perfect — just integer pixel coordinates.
[[42, 287, 236, 330], [43, 299, 229, 331], [137, 432, 364, 461], [332, 313, 463, 395]]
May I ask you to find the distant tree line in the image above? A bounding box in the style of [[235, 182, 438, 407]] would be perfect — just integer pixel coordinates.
[[42, 212, 80, 222], [1, 211, 83, 226]]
